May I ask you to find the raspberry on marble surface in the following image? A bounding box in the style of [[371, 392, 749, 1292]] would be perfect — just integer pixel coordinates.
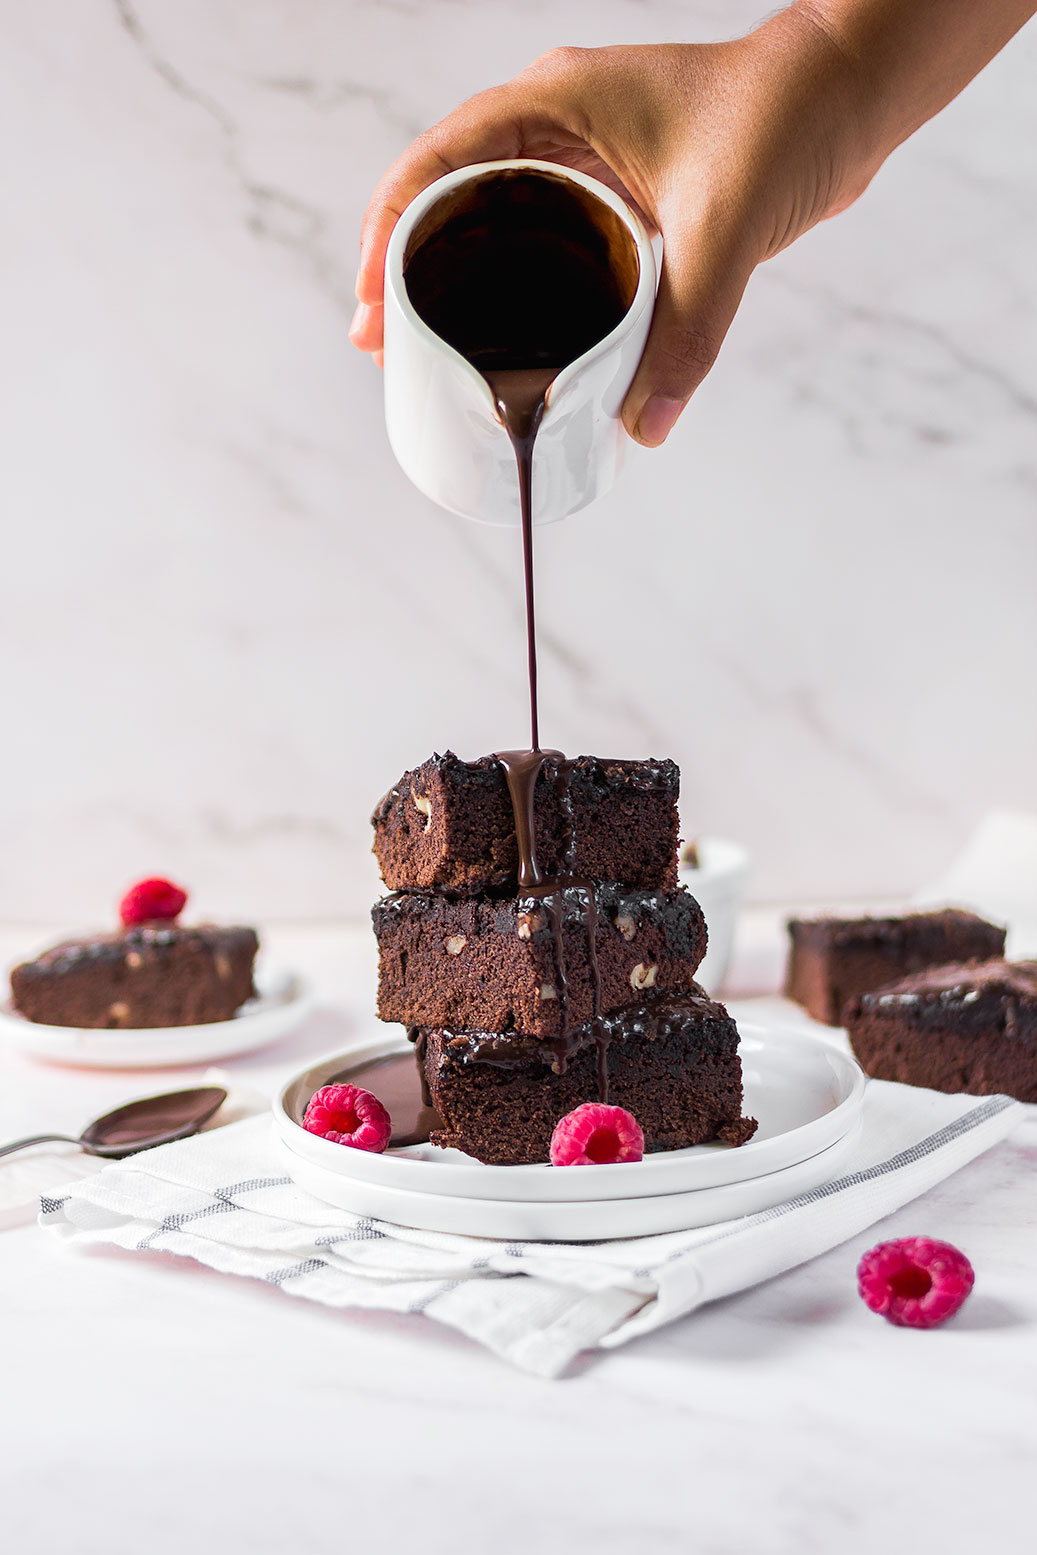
[[857, 1236, 974, 1328]]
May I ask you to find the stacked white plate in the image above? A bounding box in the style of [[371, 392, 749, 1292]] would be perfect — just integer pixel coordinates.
[[274, 1020, 866, 1241]]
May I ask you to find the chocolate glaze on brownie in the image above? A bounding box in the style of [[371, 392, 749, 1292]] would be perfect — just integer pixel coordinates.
[[845, 959, 1037, 1102], [373, 883, 707, 1040], [372, 750, 679, 896], [10, 924, 258, 1029], [415, 988, 756, 1164], [784, 908, 1006, 1026]]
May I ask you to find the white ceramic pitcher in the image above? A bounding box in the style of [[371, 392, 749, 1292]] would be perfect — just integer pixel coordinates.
[[383, 158, 656, 526]]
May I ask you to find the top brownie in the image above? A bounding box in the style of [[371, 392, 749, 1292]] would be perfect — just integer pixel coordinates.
[[371, 751, 680, 894], [784, 907, 1006, 1026]]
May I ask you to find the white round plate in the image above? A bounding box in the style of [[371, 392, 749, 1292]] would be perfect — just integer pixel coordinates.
[[276, 1123, 863, 1240], [274, 1021, 865, 1208], [0, 965, 312, 1069]]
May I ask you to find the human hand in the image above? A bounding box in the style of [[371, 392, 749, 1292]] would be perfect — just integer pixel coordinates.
[[352, 2, 1037, 445]]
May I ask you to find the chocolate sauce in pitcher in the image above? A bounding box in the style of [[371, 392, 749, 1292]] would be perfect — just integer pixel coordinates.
[[402, 169, 642, 1110]]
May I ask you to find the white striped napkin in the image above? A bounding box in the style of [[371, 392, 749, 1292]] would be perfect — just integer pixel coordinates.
[[40, 1081, 1021, 1376]]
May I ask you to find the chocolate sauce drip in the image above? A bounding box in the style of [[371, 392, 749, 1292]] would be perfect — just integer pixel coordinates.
[[552, 759, 579, 874], [486, 366, 556, 754], [494, 747, 555, 889], [543, 883, 571, 1035], [408, 1026, 434, 1110], [402, 169, 638, 1108], [580, 884, 608, 1103]]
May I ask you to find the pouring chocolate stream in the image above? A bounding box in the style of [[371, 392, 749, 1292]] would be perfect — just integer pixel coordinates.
[[397, 167, 642, 1115]]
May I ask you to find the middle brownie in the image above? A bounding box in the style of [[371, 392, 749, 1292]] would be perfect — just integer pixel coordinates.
[[372, 884, 707, 1038]]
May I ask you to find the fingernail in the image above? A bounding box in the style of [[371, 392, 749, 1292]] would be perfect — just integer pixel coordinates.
[[635, 396, 685, 447], [349, 303, 368, 341]]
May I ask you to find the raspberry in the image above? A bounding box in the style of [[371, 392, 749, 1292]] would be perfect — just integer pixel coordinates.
[[549, 1102, 644, 1166], [119, 877, 188, 926], [857, 1236, 975, 1328], [303, 1083, 392, 1153]]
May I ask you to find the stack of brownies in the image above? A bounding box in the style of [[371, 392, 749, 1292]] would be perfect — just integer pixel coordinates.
[[370, 751, 756, 1164]]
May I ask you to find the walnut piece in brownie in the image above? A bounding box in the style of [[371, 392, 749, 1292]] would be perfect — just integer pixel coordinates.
[[371, 751, 679, 895], [417, 987, 757, 1164], [845, 959, 1037, 1102], [373, 883, 707, 1039], [10, 923, 258, 1029], [784, 908, 1006, 1026]]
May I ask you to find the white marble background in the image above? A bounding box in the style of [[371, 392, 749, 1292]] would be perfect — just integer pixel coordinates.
[[1, 0, 1035, 924]]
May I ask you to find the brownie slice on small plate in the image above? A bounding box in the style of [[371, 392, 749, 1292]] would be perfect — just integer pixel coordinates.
[[845, 959, 1037, 1102], [10, 923, 258, 1030], [784, 908, 1005, 1025]]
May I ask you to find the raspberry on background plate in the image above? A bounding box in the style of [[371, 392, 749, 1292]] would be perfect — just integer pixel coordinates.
[[857, 1236, 975, 1328], [549, 1102, 645, 1166], [119, 877, 188, 926]]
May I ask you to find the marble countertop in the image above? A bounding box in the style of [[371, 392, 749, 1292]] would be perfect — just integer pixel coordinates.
[[1, 915, 1033, 1555]]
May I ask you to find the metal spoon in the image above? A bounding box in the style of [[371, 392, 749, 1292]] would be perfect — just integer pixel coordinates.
[[0, 1085, 228, 1161]]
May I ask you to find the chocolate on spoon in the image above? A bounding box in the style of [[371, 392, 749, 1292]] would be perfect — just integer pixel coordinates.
[[0, 1085, 228, 1162]]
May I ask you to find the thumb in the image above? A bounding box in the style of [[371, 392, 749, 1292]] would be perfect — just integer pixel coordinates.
[[622, 213, 755, 446]]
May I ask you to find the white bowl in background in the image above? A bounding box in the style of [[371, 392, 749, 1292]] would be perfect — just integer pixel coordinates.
[[679, 836, 751, 995]]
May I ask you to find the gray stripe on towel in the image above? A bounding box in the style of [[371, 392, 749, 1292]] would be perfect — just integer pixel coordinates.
[[315, 1218, 387, 1246], [135, 1175, 294, 1250], [631, 1093, 1016, 1278], [264, 1258, 327, 1285], [214, 1176, 293, 1198], [408, 1279, 461, 1314]]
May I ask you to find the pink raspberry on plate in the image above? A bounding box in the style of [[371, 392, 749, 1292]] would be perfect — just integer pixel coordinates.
[[549, 1102, 644, 1166], [857, 1236, 974, 1328], [303, 1083, 392, 1153]]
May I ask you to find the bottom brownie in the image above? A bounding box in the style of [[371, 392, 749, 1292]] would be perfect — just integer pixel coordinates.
[[844, 959, 1037, 1102], [416, 988, 757, 1165]]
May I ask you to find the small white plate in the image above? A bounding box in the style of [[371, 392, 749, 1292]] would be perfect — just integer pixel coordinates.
[[276, 1123, 863, 1240], [0, 965, 312, 1069], [274, 1021, 866, 1215]]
